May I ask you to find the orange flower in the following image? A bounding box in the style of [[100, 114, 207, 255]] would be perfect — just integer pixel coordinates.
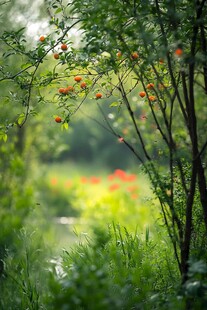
[[90, 176, 101, 184], [114, 169, 126, 180], [131, 52, 139, 60], [51, 178, 58, 186], [65, 180, 72, 188], [55, 116, 62, 123], [116, 51, 122, 57], [125, 174, 137, 182], [62, 88, 69, 95], [127, 185, 138, 192], [95, 92, 102, 99], [109, 183, 120, 191], [53, 53, 59, 59], [80, 177, 88, 184], [175, 48, 183, 57], [131, 193, 139, 200], [139, 91, 146, 98], [66, 86, 74, 92], [61, 43, 68, 51], [108, 174, 115, 181], [146, 83, 154, 90], [58, 88, 65, 94], [148, 95, 156, 102], [74, 76, 82, 82], [39, 36, 45, 42], [80, 82, 87, 89]]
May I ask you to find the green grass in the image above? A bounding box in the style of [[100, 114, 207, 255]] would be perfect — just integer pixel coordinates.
[[49, 224, 181, 310], [3, 161, 206, 309]]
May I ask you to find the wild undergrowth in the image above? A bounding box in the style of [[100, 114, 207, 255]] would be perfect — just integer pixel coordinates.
[[1, 219, 207, 309], [49, 224, 180, 310], [1, 163, 207, 309]]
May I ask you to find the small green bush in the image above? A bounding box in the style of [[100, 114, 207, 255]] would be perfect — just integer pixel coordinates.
[[0, 229, 50, 310], [0, 140, 34, 276], [49, 224, 179, 309]]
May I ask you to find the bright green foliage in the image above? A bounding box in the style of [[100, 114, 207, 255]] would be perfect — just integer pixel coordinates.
[[49, 225, 180, 310], [0, 229, 50, 310], [0, 138, 34, 271]]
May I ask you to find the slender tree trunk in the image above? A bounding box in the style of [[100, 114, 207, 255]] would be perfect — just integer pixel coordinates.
[[180, 163, 197, 282]]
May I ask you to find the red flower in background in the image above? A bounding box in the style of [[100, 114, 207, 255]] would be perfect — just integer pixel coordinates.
[[124, 174, 137, 182], [80, 177, 88, 184], [131, 193, 139, 200], [113, 170, 137, 182], [65, 180, 72, 188], [114, 169, 126, 180], [90, 176, 101, 184], [109, 183, 120, 191], [79, 169, 137, 193], [108, 174, 115, 181], [127, 185, 138, 192], [51, 178, 58, 186], [174, 48, 183, 57]]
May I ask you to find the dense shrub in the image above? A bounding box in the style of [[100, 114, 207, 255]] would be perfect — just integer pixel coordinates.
[[49, 225, 179, 309], [0, 138, 34, 276]]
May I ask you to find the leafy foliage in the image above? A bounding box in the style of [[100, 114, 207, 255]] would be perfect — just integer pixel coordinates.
[[49, 225, 179, 310], [1, 2, 207, 308], [0, 138, 34, 273]]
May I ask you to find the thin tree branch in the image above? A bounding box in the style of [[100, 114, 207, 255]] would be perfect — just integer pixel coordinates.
[[118, 75, 151, 161]]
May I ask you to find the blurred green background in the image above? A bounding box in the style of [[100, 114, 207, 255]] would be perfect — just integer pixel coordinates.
[[0, 0, 158, 260]]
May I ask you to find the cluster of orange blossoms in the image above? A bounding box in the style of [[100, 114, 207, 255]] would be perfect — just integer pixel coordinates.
[[139, 83, 157, 102], [58, 76, 86, 96], [55, 75, 88, 123], [116, 51, 139, 60]]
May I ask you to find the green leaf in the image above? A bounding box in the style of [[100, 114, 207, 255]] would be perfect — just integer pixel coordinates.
[[58, 21, 65, 30], [17, 113, 25, 125], [3, 133, 7, 142], [0, 131, 8, 142], [21, 63, 33, 69], [3, 51, 16, 58], [15, 27, 26, 35], [109, 102, 120, 107], [61, 122, 69, 131], [55, 8, 62, 14]]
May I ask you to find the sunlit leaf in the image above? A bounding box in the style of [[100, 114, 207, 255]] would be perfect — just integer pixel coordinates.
[[61, 122, 69, 131], [17, 113, 25, 125], [110, 102, 120, 107]]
